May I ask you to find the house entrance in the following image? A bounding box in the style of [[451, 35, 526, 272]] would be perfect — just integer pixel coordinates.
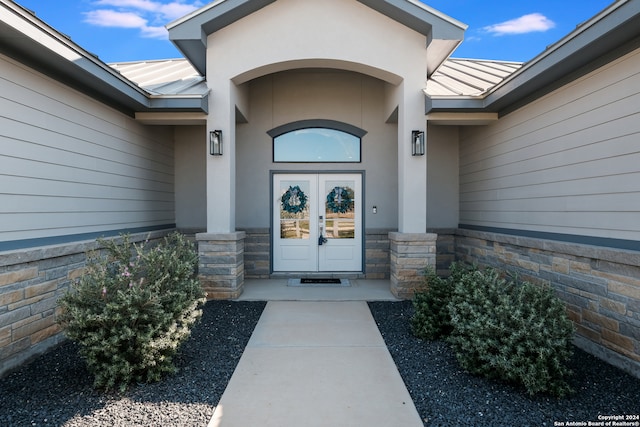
[[273, 173, 362, 272]]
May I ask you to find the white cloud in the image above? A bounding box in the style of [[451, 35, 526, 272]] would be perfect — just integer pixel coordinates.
[[141, 25, 169, 38], [94, 0, 159, 12], [94, 0, 200, 20], [84, 0, 201, 39], [483, 13, 556, 36], [84, 9, 148, 28], [159, 2, 201, 20]]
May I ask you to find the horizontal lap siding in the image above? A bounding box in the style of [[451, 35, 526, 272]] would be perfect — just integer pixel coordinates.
[[0, 55, 175, 242], [459, 49, 640, 240]]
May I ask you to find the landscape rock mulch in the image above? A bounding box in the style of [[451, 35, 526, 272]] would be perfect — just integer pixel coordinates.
[[0, 301, 266, 427], [369, 300, 640, 427], [2, 299, 639, 427]]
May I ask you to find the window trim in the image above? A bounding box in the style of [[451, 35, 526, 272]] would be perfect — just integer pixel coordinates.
[[268, 120, 367, 163]]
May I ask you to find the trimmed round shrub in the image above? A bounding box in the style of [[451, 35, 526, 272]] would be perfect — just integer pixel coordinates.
[[447, 268, 574, 397], [58, 232, 207, 392]]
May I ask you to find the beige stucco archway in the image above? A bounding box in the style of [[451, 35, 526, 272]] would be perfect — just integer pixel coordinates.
[[168, 0, 466, 298]]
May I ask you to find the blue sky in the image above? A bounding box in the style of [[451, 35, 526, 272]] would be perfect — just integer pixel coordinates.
[[15, 0, 614, 64]]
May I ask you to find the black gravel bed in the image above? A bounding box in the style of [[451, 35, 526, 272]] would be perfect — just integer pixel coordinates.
[[0, 301, 266, 427], [3, 300, 639, 427], [369, 300, 640, 427]]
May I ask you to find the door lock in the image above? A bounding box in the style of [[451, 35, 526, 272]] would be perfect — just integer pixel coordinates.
[[318, 235, 328, 246]]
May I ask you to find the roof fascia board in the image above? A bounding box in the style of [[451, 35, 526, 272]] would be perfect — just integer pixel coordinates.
[[168, 38, 207, 76], [167, 0, 276, 75], [168, 0, 466, 76], [2, 1, 209, 115], [483, 0, 640, 113], [426, 112, 498, 126], [497, 33, 640, 117], [135, 112, 208, 125], [149, 93, 209, 113], [425, 94, 486, 114], [425, 0, 640, 117], [356, 0, 466, 40], [0, 1, 152, 113]]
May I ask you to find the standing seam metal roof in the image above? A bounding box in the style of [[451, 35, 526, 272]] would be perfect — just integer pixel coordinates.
[[426, 58, 523, 97], [109, 59, 207, 96], [108, 57, 522, 98]]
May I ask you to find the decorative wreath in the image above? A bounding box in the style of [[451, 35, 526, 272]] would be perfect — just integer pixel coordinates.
[[326, 186, 353, 214], [281, 185, 308, 214]]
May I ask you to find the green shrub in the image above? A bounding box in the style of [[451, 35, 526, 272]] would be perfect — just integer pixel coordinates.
[[411, 262, 476, 340], [447, 267, 574, 397], [410, 266, 450, 340], [58, 232, 207, 392]]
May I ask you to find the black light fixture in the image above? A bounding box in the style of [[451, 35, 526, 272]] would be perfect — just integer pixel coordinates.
[[210, 130, 223, 155], [411, 130, 425, 156]]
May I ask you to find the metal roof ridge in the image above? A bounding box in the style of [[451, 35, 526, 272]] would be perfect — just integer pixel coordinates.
[[109, 58, 193, 66], [448, 57, 524, 65]]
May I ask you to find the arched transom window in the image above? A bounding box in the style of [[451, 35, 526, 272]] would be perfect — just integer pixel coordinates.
[[268, 120, 366, 163]]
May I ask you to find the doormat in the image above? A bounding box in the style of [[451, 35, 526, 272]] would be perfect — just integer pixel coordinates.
[[287, 278, 351, 287]]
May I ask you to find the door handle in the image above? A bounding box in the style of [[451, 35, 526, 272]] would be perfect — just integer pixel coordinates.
[[318, 215, 327, 245]]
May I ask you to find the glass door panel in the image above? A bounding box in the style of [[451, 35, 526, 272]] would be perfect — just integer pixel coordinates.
[[273, 175, 318, 272], [279, 180, 310, 240], [273, 173, 362, 273], [318, 174, 361, 272], [324, 181, 355, 240]]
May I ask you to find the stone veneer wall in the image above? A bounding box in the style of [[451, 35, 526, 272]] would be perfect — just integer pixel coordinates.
[[197, 232, 245, 299], [455, 228, 640, 378], [428, 228, 456, 276], [364, 229, 393, 279], [241, 228, 394, 279], [241, 228, 454, 281], [0, 230, 171, 377], [389, 232, 437, 299], [242, 228, 270, 279]]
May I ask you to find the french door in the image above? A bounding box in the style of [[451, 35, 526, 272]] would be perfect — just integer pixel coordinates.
[[273, 173, 362, 272]]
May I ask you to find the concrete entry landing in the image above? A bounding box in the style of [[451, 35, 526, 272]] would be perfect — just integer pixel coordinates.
[[236, 278, 400, 301], [208, 301, 423, 427]]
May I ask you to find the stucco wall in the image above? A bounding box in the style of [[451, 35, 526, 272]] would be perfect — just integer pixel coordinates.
[[0, 54, 176, 248], [204, 0, 430, 234], [174, 126, 206, 231], [207, 0, 426, 86], [458, 48, 640, 242], [427, 125, 459, 228], [235, 70, 398, 229]]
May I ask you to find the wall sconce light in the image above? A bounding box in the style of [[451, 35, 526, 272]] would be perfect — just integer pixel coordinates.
[[209, 130, 223, 156], [412, 130, 425, 156]]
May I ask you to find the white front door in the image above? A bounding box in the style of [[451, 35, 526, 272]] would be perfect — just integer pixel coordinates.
[[273, 173, 362, 272]]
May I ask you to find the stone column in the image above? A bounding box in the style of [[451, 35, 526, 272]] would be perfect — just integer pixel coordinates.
[[197, 232, 245, 299], [389, 232, 437, 299]]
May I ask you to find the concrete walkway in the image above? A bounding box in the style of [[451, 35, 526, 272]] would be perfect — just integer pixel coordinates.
[[208, 299, 423, 427]]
